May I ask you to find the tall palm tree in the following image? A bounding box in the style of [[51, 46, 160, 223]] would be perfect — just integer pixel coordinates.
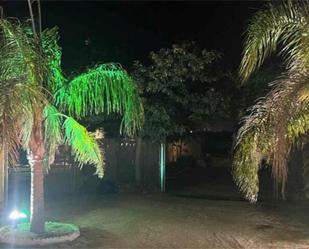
[[0, 13, 143, 234], [233, 1, 309, 202]]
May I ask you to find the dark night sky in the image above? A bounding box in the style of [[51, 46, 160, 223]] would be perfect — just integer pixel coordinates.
[[1, 1, 265, 73]]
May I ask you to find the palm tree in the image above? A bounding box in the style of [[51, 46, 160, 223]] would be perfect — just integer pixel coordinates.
[[233, 1, 309, 202], [0, 10, 143, 234]]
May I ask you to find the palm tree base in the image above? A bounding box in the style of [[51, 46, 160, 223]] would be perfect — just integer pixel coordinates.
[[0, 221, 80, 246]]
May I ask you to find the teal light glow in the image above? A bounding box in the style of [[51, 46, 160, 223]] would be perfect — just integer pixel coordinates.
[[160, 143, 166, 192]]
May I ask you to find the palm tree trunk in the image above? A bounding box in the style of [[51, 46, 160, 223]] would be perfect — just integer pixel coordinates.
[[0, 114, 9, 211], [29, 152, 45, 233], [0, 147, 4, 209], [0, 142, 8, 211], [28, 109, 45, 234]]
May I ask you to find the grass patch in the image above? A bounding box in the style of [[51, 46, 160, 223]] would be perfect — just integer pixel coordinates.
[[1, 222, 79, 239]]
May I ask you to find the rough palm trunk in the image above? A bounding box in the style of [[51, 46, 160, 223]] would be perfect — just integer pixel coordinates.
[[0, 142, 8, 211], [0, 114, 9, 211], [0, 147, 4, 209], [29, 109, 45, 234]]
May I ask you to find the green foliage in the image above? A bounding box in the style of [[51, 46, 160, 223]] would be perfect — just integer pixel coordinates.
[[55, 64, 143, 137], [63, 117, 104, 178], [41, 26, 65, 92], [0, 18, 143, 177], [235, 1, 309, 201], [133, 42, 228, 141], [43, 105, 62, 167], [16, 222, 79, 235]]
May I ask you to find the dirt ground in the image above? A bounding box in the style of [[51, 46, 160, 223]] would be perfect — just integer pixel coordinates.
[[2, 165, 309, 249], [1, 193, 309, 249]]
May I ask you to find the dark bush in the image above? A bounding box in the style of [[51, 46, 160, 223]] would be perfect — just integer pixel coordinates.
[[166, 155, 197, 177]]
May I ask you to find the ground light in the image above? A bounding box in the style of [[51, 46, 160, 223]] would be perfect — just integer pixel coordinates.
[[9, 210, 27, 220], [1, 210, 80, 246], [9, 210, 27, 228]]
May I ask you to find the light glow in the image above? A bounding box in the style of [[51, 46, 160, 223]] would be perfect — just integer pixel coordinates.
[[9, 210, 27, 220], [160, 143, 166, 192]]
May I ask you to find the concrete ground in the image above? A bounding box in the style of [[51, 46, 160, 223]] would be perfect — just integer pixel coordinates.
[[1, 193, 309, 249]]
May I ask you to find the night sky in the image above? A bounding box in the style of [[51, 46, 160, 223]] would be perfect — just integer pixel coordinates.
[[2, 1, 265, 73]]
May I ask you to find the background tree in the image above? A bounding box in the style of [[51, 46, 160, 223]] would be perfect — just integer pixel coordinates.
[[132, 42, 229, 142], [0, 13, 143, 234], [233, 1, 309, 202]]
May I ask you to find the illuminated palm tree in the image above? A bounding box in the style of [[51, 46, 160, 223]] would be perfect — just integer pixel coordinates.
[[0, 16, 143, 233], [233, 1, 309, 202]]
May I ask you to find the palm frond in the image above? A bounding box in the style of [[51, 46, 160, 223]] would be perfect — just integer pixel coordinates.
[[0, 82, 47, 166], [233, 129, 262, 202], [0, 18, 49, 167], [240, 1, 308, 82], [9, 86, 48, 172], [41, 27, 65, 93], [55, 63, 144, 137], [0, 19, 45, 87], [233, 73, 309, 201], [43, 105, 62, 167], [236, 1, 309, 201], [63, 116, 104, 177]]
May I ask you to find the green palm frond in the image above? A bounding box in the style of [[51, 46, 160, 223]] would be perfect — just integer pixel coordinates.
[[41, 27, 65, 92], [43, 105, 62, 166], [240, 1, 308, 82], [55, 63, 144, 137], [288, 111, 309, 143], [63, 116, 104, 178]]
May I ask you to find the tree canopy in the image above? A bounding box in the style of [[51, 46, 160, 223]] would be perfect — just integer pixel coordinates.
[[0, 21, 143, 176], [132, 42, 229, 142]]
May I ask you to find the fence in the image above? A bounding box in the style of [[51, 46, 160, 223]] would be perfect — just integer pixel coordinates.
[[7, 138, 160, 201]]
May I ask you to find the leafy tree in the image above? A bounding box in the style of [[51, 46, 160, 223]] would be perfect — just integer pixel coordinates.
[[233, 1, 309, 202], [0, 8, 143, 234], [132, 42, 229, 142]]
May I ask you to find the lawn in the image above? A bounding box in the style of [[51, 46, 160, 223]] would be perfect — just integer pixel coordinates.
[[1, 193, 309, 248]]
